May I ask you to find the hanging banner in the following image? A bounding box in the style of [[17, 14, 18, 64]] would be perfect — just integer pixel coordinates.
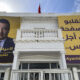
[[58, 15, 80, 63], [0, 16, 20, 63]]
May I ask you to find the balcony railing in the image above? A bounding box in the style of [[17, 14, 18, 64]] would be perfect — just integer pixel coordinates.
[[16, 29, 63, 42], [10, 69, 73, 80]]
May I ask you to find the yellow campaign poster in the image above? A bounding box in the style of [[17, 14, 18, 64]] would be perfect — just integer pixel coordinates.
[[0, 16, 20, 38], [0, 17, 20, 63], [58, 16, 80, 63]]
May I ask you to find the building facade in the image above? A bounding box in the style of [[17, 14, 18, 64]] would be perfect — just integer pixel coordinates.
[[0, 13, 79, 80]]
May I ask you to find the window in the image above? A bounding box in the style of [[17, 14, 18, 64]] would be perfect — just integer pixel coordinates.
[[0, 73, 5, 80], [30, 63, 49, 69], [19, 62, 59, 69]]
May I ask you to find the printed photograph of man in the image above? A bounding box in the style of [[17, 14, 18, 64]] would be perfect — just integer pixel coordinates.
[[0, 19, 15, 63]]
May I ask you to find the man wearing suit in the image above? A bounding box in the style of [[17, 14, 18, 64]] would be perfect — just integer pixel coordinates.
[[0, 19, 15, 63]]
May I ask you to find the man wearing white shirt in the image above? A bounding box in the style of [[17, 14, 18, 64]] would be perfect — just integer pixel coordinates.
[[0, 39, 6, 52]]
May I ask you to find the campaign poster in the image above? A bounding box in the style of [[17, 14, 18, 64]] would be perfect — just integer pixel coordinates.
[[58, 16, 80, 63], [0, 16, 20, 63]]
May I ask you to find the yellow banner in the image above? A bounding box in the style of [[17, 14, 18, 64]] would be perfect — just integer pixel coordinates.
[[58, 16, 80, 55], [0, 16, 20, 38]]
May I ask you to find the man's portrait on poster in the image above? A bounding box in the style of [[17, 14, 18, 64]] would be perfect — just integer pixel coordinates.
[[0, 19, 15, 63]]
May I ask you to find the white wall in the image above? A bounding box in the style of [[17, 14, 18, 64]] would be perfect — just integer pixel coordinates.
[[20, 17, 58, 29]]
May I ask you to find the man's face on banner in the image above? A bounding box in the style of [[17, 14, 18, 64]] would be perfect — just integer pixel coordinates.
[[0, 23, 9, 40]]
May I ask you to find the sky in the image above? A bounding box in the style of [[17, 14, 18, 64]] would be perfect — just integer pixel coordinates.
[[0, 0, 80, 13]]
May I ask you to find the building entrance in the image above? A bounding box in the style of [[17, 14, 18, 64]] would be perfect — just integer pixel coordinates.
[[18, 62, 60, 80]]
